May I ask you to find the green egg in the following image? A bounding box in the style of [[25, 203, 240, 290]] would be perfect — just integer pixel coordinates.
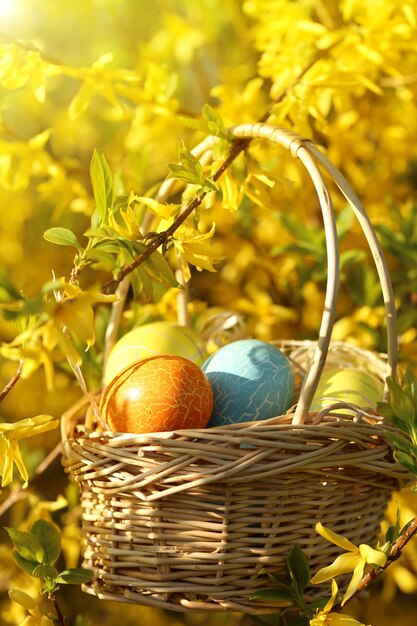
[[310, 368, 383, 414]]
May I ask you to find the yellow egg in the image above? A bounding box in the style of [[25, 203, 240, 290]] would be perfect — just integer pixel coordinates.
[[310, 368, 383, 414], [104, 322, 208, 385]]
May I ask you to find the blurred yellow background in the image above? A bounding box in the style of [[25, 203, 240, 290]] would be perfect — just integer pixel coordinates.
[[1, 1, 417, 624]]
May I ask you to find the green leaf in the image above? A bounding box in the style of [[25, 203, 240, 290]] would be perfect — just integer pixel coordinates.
[[403, 366, 417, 408], [115, 237, 140, 259], [377, 400, 397, 420], [386, 376, 416, 427], [33, 563, 59, 580], [271, 239, 324, 259], [339, 249, 366, 270], [54, 568, 94, 585], [385, 507, 401, 543], [30, 520, 61, 566], [84, 225, 118, 239], [90, 149, 113, 222], [385, 431, 417, 458], [43, 227, 83, 252], [347, 263, 381, 307], [266, 572, 292, 592], [167, 163, 201, 185], [377, 401, 407, 431], [177, 114, 207, 132], [12, 550, 39, 576], [335, 205, 355, 240], [140, 265, 157, 301], [129, 239, 148, 256], [0, 269, 22, 303], [5, 528, 44, 563], [178, 140, 203, 176], [129, 268, 144, 299], [287, 545, 311, 594], [400, 517, 415, 535], [177, 106, 226, 139], [88, 248, 119, 271], [202, 177, 218, 193], [308, 596, 330, 612], [397, 309, 417, 335], [202, 104, 226, 138], [91, 241, 121, 254], [40, 278, 65, 295], [276, 213, 323, 248], [250, 589, 295, 603], [144, 250, 181, 288], [377, 540, 391, 556], [168, 140, 206, 187], [91, 207, 102, 229], [394, 451, 417, 476], [40, 578, 59, 594]]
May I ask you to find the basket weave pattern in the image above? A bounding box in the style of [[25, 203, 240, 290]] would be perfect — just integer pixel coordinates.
[[63, 410, 408, 613], [62, 124, 408, 613]]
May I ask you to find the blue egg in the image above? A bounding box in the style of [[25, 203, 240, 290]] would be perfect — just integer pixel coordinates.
[[201, 339, 294, 427]]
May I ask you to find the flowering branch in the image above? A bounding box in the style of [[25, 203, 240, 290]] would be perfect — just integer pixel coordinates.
[[104, 45, 337, 291], [341, 516, 417, 607], [306, 518, 417, 624]]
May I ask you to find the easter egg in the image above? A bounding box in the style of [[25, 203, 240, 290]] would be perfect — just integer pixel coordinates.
[[104, 322, 208, 385], [310, 368, 383, 414], [201, 339, 294, 427], [101, 355, 213, 434]]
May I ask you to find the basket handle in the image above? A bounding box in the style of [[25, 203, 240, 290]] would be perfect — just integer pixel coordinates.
[[229, 124, 397, 425]]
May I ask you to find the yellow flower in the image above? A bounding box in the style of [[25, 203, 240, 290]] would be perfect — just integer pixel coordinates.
[[170, 223, 224, 281], [310, 580, 370, 626], [42, 281, 119, 365], [66, 52, 140, 120], [0, 129, 53, 191], [311, 523, 387, 605], [50, 281, 118, 348], [0, 415, 58, 487]]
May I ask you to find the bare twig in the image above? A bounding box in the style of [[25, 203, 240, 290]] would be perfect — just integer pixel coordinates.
[[0, 361, 23, 404], [34, 441, 63, 477], [48, 592, 65, 626], [0, 487, 25, 519], [388, 517, 417, 560], [0, 32, 64, 67]]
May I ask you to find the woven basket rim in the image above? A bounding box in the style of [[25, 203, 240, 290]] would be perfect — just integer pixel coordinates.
[[62, 408, 411, 498]]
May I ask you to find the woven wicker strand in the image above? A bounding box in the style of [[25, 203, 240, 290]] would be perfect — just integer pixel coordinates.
[[62, 343, 409, 613], [62, 125, 408, 613], [229, 124, 397, 422]]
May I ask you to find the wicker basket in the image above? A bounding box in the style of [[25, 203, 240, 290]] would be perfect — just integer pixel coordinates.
[[61, 124, 409, 614]]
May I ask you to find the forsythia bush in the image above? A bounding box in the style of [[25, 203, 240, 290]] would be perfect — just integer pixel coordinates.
[[0, 1, 417, 624]]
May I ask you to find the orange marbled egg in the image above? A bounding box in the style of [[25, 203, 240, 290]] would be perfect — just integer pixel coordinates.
[[100, 355, 213, 434]]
